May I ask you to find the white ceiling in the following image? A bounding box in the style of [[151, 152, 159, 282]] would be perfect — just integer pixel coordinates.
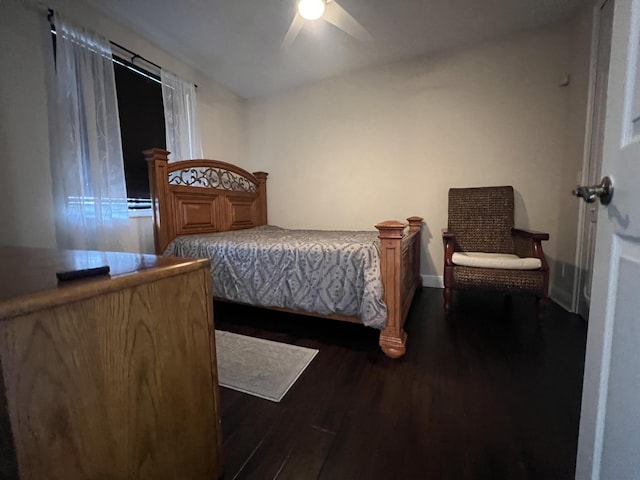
[[85, 0, 589, 99]]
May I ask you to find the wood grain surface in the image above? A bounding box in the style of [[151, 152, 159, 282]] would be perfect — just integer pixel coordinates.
[[0, 249, 221, 480]]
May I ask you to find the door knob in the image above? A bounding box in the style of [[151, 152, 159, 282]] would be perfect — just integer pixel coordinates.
[[572, 176, 613, 205]]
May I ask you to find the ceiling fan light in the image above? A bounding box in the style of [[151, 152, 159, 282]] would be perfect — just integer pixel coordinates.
[[298, 0, 325, 20]]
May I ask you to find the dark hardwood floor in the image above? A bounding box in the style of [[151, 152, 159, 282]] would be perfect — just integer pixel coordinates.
[[214, 288, 587, 480]]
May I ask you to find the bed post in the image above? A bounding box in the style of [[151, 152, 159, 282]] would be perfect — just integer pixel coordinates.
[[407, 216, 423, 285], [253, 171, 269, 225], [376, 220, 408, 358], [143, 148, 172, 254]]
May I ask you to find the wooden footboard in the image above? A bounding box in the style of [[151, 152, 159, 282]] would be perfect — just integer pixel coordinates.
[[144, 148, 422, 359], [376, 217, 423, 358]]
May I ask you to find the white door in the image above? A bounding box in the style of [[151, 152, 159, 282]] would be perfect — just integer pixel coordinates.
[[577, 0, 613, 320], [576, 0, 640, 478]]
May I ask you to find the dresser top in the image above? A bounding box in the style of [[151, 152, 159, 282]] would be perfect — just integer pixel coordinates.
[[0, 247, 209, 320]]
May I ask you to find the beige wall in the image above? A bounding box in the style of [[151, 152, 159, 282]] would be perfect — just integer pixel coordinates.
[[0, 0, 57, 248], [552, 7, 594, 309], [247, 20, 591, 299], [0, 0, 248, 251]]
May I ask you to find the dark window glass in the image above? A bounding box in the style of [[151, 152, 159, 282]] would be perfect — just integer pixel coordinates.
[[113, 57, 166, 203]]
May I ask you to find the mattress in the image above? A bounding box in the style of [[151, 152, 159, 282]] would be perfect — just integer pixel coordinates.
[[164, 225, 387, 329]]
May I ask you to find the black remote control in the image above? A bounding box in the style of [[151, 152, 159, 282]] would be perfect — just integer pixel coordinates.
[[56, 265, 111, 282]]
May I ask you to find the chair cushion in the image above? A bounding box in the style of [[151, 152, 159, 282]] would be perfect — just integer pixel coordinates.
[[451, 252, 542, 270]]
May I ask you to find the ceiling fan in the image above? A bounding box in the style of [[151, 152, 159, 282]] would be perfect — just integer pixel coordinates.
[[281, 0, 373, 50]]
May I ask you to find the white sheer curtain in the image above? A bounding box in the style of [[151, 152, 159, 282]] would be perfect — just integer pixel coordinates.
[[161, 69, 202, 162], [48, 13, 133, 252]]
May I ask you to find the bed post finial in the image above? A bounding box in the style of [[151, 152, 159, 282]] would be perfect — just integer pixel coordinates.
[[143, 148, 170, 164], [407, 216, 423, 233]]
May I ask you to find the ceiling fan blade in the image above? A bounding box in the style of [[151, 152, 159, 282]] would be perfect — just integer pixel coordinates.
[[323, 0, 373, 43], [281, 12, 305, 50]]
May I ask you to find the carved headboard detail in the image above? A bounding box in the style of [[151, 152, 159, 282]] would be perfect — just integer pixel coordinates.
[[143, 148, 268, 254]]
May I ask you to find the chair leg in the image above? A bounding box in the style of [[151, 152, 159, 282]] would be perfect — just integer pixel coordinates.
[[536, 296, 549, 322], [537, 296, 549, 309], [444, 287, 452, 312]]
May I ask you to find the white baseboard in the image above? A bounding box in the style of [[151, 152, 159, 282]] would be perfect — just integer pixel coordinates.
[[421, 274, 444, 288], [550, 284, 573, 312]]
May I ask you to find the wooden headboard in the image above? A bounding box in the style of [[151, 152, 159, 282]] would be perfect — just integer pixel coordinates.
[[143, 148, 268, 254]]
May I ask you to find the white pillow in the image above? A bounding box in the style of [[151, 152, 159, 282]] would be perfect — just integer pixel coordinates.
[[452, 252, 542, 270]]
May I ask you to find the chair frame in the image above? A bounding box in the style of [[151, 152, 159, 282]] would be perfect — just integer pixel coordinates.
[[442, 186, 550, 312]]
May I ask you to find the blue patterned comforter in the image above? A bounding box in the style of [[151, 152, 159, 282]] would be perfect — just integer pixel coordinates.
[[164, 226, 387, 329]]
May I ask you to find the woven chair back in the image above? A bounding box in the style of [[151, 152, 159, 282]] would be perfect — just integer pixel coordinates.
[[447, 186, 514, 254]]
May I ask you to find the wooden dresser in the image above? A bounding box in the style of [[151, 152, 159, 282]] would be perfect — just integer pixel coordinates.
[[0, 247, 222, 480]]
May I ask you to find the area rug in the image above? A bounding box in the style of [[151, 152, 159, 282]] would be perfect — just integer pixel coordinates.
[[215, 330, 319, 402]]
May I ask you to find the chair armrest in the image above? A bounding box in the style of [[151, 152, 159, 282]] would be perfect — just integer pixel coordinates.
[[442, 229, 456, 265], [511, 229, 549, 270], [511, 228, 549, 241]]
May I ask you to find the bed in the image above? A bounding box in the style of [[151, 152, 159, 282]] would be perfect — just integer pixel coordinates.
[[144, 148, 422, 358]]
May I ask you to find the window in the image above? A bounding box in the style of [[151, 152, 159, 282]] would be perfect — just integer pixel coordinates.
[[51, 22, 165, 210], [113, 56, 166, 208]]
